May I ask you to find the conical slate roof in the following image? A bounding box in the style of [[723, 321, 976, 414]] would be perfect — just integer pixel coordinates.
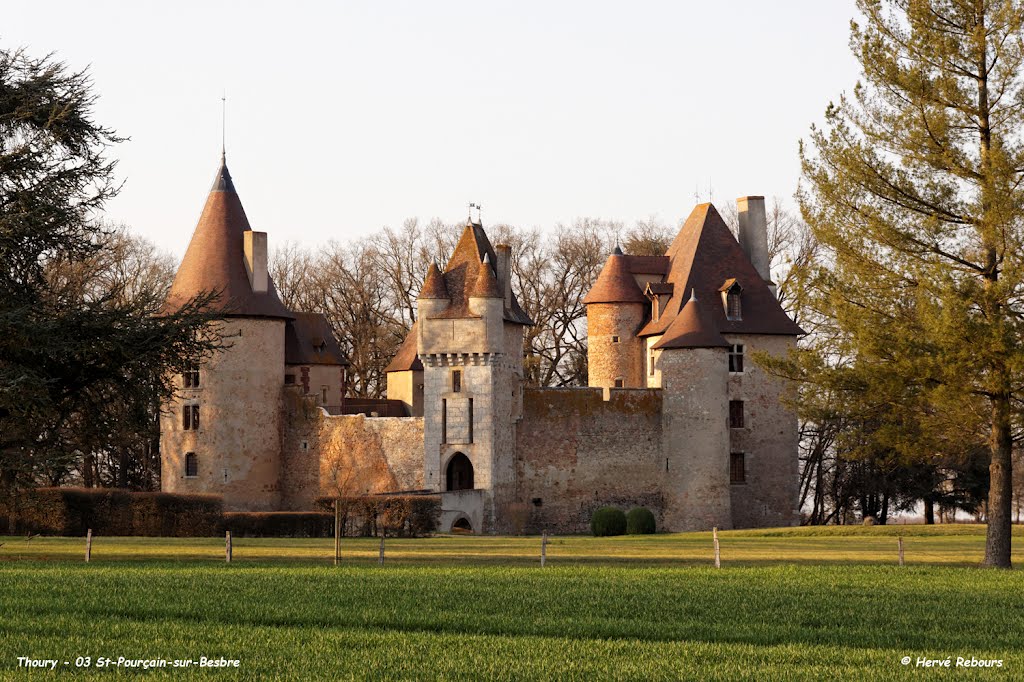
[[583, 250, 646, 304], [653, 292, 730, 349], [471, 254, 503, 299], [163, 156, 292, 319], [419, 263, 449, 299]]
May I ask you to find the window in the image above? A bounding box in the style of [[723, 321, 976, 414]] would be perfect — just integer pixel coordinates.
[[649, 350, 656, 376], [468, 398, 474, 444], [321, 386, 329, 405], [185, 452, 198, 478], [614, 378, 624, 388], [442, 398, 447, 444], [730, 452, 746, 484], [452, 370, 462, 393], [284, 374, 296, 385], [721, 281, 743, 321], [182, 404, 200, 430], [183, 365, 200, 388], [729, 400, 744, 428], [612, 335, 620, 343], [729, 344, 744, 373]]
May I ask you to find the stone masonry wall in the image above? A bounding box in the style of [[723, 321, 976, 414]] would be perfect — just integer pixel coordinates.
[[281, 392, 424, 510], [513, 387, 664, 534], [726, 334, 799, 528], [586, 303, 645, 388]]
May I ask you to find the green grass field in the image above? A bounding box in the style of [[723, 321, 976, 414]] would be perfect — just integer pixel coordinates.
[[1, 526, 1021, 680]]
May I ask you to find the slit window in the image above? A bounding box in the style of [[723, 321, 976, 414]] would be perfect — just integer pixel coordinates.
[[729, 400, 744, 428], [730, 452, 746, 484], [612, 335, 620, 343], [614, 378, 624, 388], [728, 344, 744, 373], [442, 398, 448, 444], [468, 398, 474, 444], [452, 370, 462, 393], [185, 452, 198, 478], [321, 386, 329, 405]]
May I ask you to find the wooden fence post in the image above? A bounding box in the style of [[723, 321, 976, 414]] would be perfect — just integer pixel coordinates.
[[898, 536, 904, 567], [226, 531, 232, 563], [85, 529, 92, 563], [379, 535, 385, 566], [334, 499, 341, 566], [541, 531, 548, 568], [713, 527, 721, 569]]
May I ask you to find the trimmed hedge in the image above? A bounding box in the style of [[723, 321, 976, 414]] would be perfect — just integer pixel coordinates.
[[590, 506, 627, 537], [0, 488, 222, 537], [626, 507, 657, 534], [223, 512, 334, 538], [317, 495, 441, 537]]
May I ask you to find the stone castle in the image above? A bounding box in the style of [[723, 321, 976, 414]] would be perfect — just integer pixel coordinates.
[[160, 156, 803, 533]]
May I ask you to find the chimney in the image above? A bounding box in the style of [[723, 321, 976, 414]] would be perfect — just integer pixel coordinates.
[[736, 196, 776, 297], [495, 244, 513, 308], [243, 230, 269, 293]]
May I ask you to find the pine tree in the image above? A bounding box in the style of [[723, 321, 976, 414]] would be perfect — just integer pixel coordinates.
[[799, 0, 1024, 566]]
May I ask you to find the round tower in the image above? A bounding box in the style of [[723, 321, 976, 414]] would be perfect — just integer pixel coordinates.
[[161, 155, 293, 511], [583, 247, 646, 388]]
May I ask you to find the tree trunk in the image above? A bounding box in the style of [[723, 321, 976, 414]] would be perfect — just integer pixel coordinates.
[[924, 497, 935, 525], [879, 492, 889, 526], [983, 396, 1013, 568]]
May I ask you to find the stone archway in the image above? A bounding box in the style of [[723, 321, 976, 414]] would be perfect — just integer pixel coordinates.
[[445, 452, 474, 491], [451, 516, 473, 533]]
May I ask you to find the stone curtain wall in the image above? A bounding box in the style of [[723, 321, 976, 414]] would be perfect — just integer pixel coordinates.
[[281, 393, 424, 510], [513, 388, 664, 534]]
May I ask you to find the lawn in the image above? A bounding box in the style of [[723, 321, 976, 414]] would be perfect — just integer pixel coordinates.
[[1, 526, 1021, 680]]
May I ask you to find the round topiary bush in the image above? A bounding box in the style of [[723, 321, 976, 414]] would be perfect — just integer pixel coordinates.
[[626, 507, 656, 534], [591, 506, 627, 537]]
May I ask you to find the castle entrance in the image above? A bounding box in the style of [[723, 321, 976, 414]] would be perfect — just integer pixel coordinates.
[[446, 453, 474, 491]]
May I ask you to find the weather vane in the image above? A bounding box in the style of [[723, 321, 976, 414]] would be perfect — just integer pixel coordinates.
[[221, 91, 227, 158]]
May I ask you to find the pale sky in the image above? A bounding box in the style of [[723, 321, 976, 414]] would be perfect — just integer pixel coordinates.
[[6, 1, 861, 258]]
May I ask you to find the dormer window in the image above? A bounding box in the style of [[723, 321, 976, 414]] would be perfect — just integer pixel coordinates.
[[720, 279, 742, 321], [644, 282, 673, 323]]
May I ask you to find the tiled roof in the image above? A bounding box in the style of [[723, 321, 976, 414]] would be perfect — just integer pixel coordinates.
[[583, 251, 646, 304], [639, 203, 803, 338], [653, 292, 730, 349], [419, 263, 448, 299], [427, 221, 533, 325], [471, 255, 503, 298], [384, 322, 423, 373], [623, 255, 670, 275], [163, 157, 292, 320], [285, 312, 348, 366]]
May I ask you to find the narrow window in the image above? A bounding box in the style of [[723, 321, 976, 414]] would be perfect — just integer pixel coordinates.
[[468, 398, 474, 444], [614, 378, 624, 388], [612, 335, 620, 343], [182, 404, 191, 430], [730, 453, 746, 484], [191, 405, 200, 431], [442, 398, 447, 444], [452, 370, 462, 393], [726, 290, 742, 320], [729, 344, 745, 373], [649, 350, 656, 376], [185, 452, 198, 478], [321, 385, 329, 405], [729, 400, 744, 428]]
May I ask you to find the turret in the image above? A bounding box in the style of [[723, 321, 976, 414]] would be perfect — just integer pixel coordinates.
[[583, 246, 645, 388], [468, 253, 504, 353], [160, 154, 291, 511]]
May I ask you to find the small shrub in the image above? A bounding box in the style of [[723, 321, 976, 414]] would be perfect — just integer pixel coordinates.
[[316, 494, 441, 537], [626, 507, 656, 534], [863, 516, 877, 526], [591, 506, 627, 537]]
